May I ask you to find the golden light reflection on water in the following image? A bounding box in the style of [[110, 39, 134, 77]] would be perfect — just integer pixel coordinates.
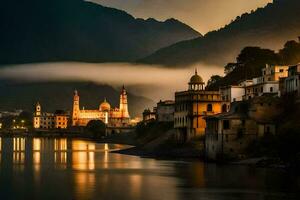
[[0, 137, 165, 200], [72, 140, 96, 170], [130, 175, 142, 199], [191, 162, 205, 187], [0, 137, 128, 170], [0, 137, 297, 200], [13, 138, 25, 166]]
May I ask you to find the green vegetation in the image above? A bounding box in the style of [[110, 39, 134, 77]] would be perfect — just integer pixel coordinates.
[[0, 111, 33, 130], [86, 120, 106, 138], [207, 38, 300, 90], [140, 0, 300, 66], [207, 75, 223, 88]]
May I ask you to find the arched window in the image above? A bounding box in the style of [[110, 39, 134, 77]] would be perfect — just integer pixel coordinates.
[[222, 104, 227, 113], [207, 104, 213, 112]]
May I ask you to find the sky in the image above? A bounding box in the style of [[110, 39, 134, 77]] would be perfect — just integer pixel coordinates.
[[90, 0, 272, 34]]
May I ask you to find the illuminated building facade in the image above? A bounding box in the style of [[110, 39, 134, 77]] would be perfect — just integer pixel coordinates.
[[72, 86, 130, 127], [33, 103, 68, 129], [174, 70, 228, 141], [243, 65, 289, 100]]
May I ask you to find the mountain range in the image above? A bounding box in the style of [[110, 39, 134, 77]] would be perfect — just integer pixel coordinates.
[[0, 0, 200, 65], [0, 80, 154, 117], [140, 0, 300, 67]]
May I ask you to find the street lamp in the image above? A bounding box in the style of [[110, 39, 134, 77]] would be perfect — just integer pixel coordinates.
[[21, 120, 25, 129]]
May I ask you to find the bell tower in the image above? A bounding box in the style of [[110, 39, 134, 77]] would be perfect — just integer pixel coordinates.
[[72, 90, 80, 126], [119, 85, 130, 119], [33, 102, 41, 129]]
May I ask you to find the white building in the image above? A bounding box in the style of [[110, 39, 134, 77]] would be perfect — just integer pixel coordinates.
[[284, 64, 300, 96], [220, 85, 245, 103], [242, 65, 289, 100]]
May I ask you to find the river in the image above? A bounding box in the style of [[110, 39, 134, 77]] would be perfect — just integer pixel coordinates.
[[0, 137, 298, 200]]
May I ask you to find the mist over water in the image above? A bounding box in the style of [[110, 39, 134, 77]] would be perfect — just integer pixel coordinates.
[[0, 62, 223, 101]]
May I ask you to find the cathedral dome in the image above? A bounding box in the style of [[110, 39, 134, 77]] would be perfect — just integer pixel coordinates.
[[189, 69, 204, 84], [99, 99, 111, 112]]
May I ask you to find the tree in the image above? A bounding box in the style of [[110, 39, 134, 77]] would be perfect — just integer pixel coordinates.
[[18, 111, 33, 129], [207, 75, 223, 88], [236, 46, 280, 78], [279, 40, 300, 64], [86, 120, 106, 138], [224, 63, 237, 75]]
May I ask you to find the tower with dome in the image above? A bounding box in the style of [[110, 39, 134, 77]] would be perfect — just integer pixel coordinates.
[[174, 69, 229, 142]]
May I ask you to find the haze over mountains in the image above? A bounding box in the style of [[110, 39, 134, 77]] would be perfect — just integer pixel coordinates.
[[140, 0, 300, 67], [0, 79, 154, 117], [0, 0, 200, 65]]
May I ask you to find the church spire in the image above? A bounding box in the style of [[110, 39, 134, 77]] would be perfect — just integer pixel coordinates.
[[119, 85, 130, 119]]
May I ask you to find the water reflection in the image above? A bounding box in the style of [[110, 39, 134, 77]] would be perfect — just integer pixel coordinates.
[[0, 137, 298, 200], [0, 137, 129, 170]]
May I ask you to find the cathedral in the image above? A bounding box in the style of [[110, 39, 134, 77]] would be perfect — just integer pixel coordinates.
[[72, 86, 130, 127]]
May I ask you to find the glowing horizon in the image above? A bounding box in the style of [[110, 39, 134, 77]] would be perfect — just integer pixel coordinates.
[[90, 0, 272, 34]]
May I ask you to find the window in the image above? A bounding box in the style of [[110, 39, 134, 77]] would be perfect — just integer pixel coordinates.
[[280, 69, 284, 72], [222, 104, 227, 113], [223, 120, 230, 130], [226, 135, 229, 142], [261, 87, 263, 93], [266, 126, 271, 134], [207, 104, 213, 112], [270, 87, 273, 92], [242, 120, 246, 126]]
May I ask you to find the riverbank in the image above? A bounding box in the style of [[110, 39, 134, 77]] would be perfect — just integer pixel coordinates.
[[0, 130, 297, 169]]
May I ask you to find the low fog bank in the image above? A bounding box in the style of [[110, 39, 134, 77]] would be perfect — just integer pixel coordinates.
[[0, 62, 223, 102]]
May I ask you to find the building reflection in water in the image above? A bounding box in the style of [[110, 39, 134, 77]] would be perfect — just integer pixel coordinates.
[[1, 137, 178, 200], [33, 138, 41, 172], [72, 140, 95, 171], [54, 138, 67, 169], [13, 138, 25, 171]]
